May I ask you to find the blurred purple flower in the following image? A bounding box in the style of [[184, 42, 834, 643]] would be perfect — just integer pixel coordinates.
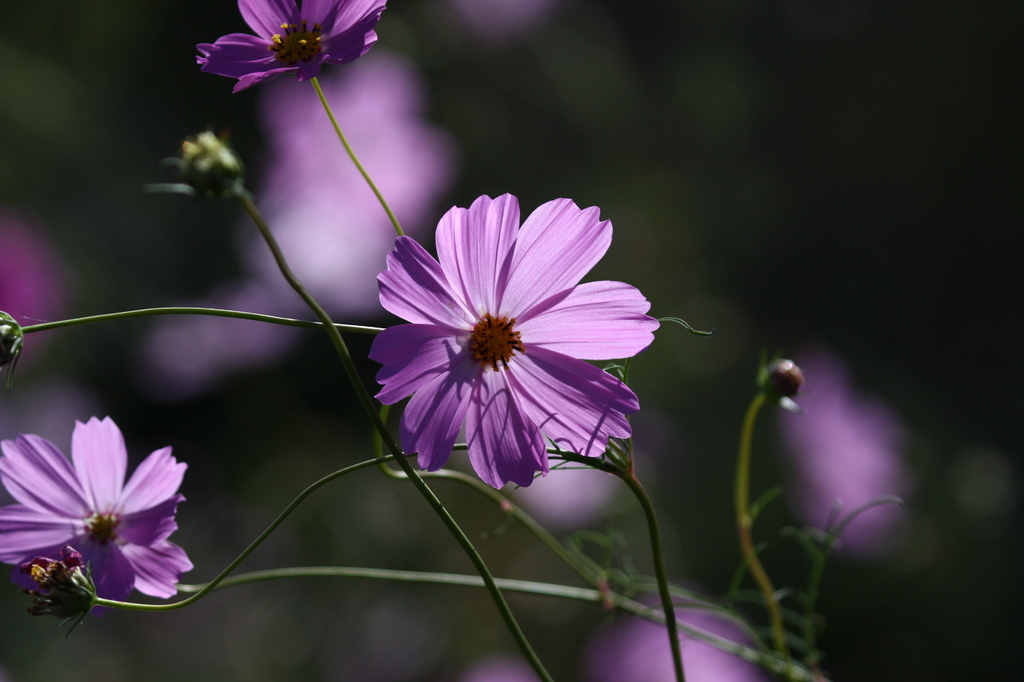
[[197, 0, 386, 92], [0, 210, 65, 325], [248, 51, 457, 315], [448, 0, 562, 43], [0, 417, 192, 604], [584, 610, 770, 682], [512, 464, 620, 528], [370, 193, 659, 488], [139, 53, 456, 399], [459, 654, 537, 682], [779, 348, 911, 557]]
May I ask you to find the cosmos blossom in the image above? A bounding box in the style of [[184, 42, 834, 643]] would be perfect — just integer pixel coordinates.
[[584, 609, 771, 682], [0, 417, 192, 605], [778, 348, 911, 557], [370, 194, 659, 488], [197, 0, 387, 92], [139, 53, 455, 399]]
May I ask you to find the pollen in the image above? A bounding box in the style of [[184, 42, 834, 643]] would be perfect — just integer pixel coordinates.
[[470, 314, 524, 371], [269, 21, 324, 64], [86, 512, 120, 543]]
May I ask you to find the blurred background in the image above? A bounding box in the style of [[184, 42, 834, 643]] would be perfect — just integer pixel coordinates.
[[0, 0, 1020, 680]]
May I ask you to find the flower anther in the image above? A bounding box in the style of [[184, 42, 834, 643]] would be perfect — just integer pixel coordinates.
[[85, 512, 120, 543], [470, 314, 524, 371], [270, 21, 324, 64]]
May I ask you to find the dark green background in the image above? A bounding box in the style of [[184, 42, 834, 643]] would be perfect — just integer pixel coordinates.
[[0, 1, 1020, 680]]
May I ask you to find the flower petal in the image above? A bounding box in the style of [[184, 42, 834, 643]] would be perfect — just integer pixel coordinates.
[[238, 0, 299, 37], [197, 34, 279, 78], [503, 199, 612, 314], [119, 495, 184, 546], [0, 505, 81, 563], [322, 20, 379, 65], [0, 435, 87, 517], [465, 369, 547, 488], [378, 235, 476, 327], [517, 281, 659, 360], [118, 447, 187, 516], [232, 67, 297, 92], [370, 324, 470, 405], [80, 541, 135, 603], [121, 541, 193, 599], [399, 359, 478, 472], [311, 0, 385, 36], [435, 194, 519, 316], [71, 417, 127, 512], [510, 347, 637, 457]]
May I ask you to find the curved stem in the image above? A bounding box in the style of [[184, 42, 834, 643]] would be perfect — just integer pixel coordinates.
[[166, 565, 817, 680], [93, 455, 396, 612], [21, 307, 382, 335], [310, 77, 404, 237], [618, 467, 686, 682], [238, 195, 551, 682], [735, 392, 791, 663], [175, 565, 815, 677]]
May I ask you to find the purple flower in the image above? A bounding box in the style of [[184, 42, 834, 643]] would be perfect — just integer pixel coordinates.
[[512, 464, 620, 529], [370, 194, 659, 488], [778, 348, 911, 558], [0, 209, 66, 324], [448, 0, 562, 44], [138, 54, 456, 399], [197, 0, 387, 92], [0, 417, 192, 604], [584, 610, 770, 682], [459, 654, 537, 682]]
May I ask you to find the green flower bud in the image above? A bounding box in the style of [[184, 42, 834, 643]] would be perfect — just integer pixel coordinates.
[[169, 131, 246, 198], [0, 311, 23, 388]]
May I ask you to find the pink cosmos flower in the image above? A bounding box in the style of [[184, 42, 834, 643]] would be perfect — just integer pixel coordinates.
[[0, 209, 65, 324], [139, 53, 456, 399], [197, 0, 387, 92], [459, 654, 537, 682], [0, 417, 192, 604], [584, 610, 771, 682], [448, 0, 562, 44], [369, 194, 659, 488], [778, 348, 911, 558]]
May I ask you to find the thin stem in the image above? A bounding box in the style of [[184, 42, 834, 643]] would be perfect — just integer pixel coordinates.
[[735, 392, 792, 664], [21, 307, 382, 335], [92, 455, 396, 612], [310, 77, 404, 237], [237, 195, 551, 682], [618, 467, 686, 682], [168, 565, 818, 680]]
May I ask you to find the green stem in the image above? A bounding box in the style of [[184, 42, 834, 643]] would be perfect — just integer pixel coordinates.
[[92, 455, 396, 612], [735, 392, 792, 665], [163, 566, 817, 680], [310, 77, 404, 237], [238, 195, 551, 682], [372, 414, 603, 587], [20, 307, 382, 335], [618, 466, 687, 682]]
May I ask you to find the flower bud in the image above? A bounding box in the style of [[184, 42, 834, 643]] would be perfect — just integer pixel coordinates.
[[174, 131, 245, 198], [765, 358, 804, 398], [0, 311, 23, 388], [20, 545, 96, 621]]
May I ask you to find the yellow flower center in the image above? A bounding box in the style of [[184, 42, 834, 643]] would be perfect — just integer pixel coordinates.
[[470, 314, 524, 371], [30, 563, 48, 584], [86, 512, 119, 543], [269, 21, 324, 64]]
